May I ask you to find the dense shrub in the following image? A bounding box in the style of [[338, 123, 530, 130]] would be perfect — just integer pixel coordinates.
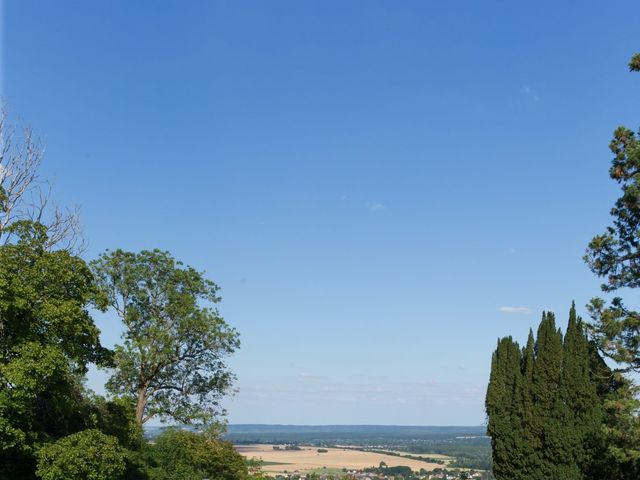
[[147, 429, 247, 480], [36, 429, 126, 480]]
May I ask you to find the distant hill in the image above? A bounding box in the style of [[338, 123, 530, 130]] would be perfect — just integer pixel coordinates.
[[222, 424, 486, 444]]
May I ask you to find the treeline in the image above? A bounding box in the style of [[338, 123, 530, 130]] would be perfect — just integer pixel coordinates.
[[364, 465, 414, 476], [390, 441, 491, 471], [448, 453, 491, 471], [223, 424, 486, 444]]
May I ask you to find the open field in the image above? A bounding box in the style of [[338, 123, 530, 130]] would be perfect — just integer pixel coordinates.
[[236, 444, 450, 475]]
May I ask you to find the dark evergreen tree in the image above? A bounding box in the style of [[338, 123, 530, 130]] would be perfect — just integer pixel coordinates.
[[560, 303, 603, 479], [517, 330, 540, 479], [532, 312, 565, 479], [486, 337, 522, 480]]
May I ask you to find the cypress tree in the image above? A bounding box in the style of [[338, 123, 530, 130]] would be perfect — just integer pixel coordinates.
[[559, 303, 603, 479], [518, 329, 541, 479], [585, 329, 624, 478], [532, 312, 565, 479], [486, 336, 523, 480]]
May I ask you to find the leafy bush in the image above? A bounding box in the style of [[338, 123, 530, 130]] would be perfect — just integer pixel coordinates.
[[36, 429, 126, 480], [147, 429, 247, 480]]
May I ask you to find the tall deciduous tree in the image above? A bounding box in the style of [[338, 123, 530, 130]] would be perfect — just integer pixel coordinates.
[[91, 249, 240, 426]]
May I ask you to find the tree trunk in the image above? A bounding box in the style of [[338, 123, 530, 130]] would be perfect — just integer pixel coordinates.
[[135, 388, 147, 425]]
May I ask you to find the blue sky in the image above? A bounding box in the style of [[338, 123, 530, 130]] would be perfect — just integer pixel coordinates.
[[2, 1, 639, 425]]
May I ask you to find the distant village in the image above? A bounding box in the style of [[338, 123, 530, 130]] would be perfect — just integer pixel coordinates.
[[270, 467, 490, 480]]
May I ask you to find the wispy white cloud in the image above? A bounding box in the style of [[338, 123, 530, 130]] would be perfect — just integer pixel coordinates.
[[519, 85, 540, 102], [499, 306, 533, 315], [297, 371, 326, 382], [366, 201, 385, 211]]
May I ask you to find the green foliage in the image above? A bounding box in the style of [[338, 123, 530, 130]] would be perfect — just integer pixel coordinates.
[[600, 379, 640, 476], [532, 312, 568, 479], [485, 336, 524, 479], [0, 342, 84, 449], [36, 429, 126, 480], [0, 221, 109, 368], [0, 223, 115, 478], [146, 429, 247, 480], [515, 330, 538, 476], [91, 249, 240, 426], [486, 307, 612, 480], [89, 396, 144, 451], [559, 306, 603, 476], [364, 465, 413, 477]]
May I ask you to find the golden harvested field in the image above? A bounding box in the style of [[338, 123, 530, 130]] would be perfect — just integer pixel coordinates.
[[235, 444, 449, 475]]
